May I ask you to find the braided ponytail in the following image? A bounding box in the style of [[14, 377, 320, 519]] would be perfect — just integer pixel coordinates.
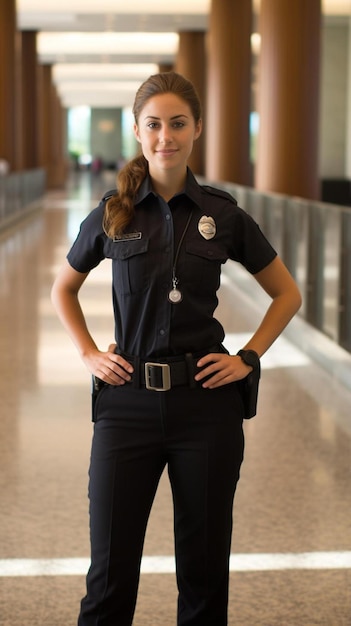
[[103, 154, 147, 238]]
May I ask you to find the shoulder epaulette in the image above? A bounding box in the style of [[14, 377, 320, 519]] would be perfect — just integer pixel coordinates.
[[201, 185, 237, 205], [101, 189, 117, 202]]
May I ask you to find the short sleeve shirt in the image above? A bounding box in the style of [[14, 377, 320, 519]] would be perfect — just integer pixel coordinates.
[[67, 169, 277, 358]]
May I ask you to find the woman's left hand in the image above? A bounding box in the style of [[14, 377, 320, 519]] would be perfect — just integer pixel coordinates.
[[195, 353, 252, 389]]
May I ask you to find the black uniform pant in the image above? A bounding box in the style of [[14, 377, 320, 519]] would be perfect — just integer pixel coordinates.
[[78, 381, 245, 626]]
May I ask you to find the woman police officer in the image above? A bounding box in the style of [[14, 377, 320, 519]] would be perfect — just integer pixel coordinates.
[[51, 71, 301, 625]]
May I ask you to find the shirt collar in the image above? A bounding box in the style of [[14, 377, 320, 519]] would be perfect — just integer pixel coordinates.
[[134, 168, 203, 209], [182, 168, 203, 208], [134, 175, 156, 205]]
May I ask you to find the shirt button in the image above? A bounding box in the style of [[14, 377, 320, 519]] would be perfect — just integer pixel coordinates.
[[165, 214, 171, 221], [159, 329, 166, 336]]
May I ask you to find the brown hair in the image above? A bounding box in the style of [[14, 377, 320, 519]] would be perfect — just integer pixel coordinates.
[[103, 71, 202, 238]]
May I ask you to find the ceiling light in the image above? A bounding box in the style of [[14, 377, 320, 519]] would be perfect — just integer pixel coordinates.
[[53, 63, 159, 82], [37, 32, 179, 56], [18, 0, 210, 14]]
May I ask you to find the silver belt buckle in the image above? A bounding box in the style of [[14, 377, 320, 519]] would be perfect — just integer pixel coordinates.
[[144, 362, 171, 391]]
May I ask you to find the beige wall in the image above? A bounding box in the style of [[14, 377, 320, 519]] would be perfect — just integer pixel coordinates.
[[319, 20, 349, 178]]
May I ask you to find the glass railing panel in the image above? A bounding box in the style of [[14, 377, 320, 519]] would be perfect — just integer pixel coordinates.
[[284, 197, 309, 319], [214, 180, 350, 354], [0, 169, 45, 230], [321, 204, 342, 342], [339, 208, 351, 351]]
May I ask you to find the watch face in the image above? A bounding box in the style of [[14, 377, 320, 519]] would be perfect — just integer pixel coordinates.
[[239, 350, 259, 368]]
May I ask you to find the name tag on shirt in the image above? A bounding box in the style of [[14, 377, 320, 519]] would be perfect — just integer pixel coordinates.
[[113, 232, 142, 242]]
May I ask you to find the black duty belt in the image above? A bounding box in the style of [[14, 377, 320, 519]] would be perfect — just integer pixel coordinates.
[[121, 346, 223, 391]]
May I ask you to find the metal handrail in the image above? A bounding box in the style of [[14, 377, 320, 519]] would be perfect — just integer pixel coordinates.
[[212, 180, 351, 354]]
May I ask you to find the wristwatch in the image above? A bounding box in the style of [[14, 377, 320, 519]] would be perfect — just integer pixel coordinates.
[[237, 349, 260, 371]]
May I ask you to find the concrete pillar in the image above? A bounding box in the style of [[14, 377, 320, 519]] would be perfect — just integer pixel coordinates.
[[255, 0, 321, 199], [14, 30, 24, 171], [20, 31, 39, 169], [176, 32, 206, 175], [0, 0, 16, 170], [206, 0, 252, 184], [37, 64, 66, 187], [50, 86, 67, 187], [37, 64, 51, 177]]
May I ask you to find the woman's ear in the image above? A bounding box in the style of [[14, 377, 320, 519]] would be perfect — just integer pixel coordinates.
[[133, 123, 141, 143], [194, 119, 203, 141]]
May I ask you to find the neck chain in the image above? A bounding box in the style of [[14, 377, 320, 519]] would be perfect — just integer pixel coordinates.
[[168, 210, 193, 304]]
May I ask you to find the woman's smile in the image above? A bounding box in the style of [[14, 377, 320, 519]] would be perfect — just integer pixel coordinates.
[[156, 147, 179, 156]]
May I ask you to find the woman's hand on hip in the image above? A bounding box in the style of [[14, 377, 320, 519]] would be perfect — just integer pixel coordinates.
[[83, 343, 134, 386], [195, 353, 252, 389]]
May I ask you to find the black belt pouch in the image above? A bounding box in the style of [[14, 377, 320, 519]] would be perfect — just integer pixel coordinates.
[[237, 366, 260, 419]]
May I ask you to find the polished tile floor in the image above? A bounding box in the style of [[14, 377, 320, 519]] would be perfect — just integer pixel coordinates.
[[0, 171, 350, 625]]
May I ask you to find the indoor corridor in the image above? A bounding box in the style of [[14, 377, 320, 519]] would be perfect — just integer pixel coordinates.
[[0, 171, 350, 626]]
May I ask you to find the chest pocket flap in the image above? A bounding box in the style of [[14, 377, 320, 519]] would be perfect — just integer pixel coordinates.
[[105, 237, 150, 295], [105, 237, 149, 260], [185, 240, 226, 263], [184, 241, 227, 293]]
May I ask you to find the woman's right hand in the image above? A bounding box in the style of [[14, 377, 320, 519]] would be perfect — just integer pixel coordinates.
[[83, 345, 134, 386]]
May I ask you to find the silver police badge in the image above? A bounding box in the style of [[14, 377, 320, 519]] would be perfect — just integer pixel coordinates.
[[198, 215, 216, 240]]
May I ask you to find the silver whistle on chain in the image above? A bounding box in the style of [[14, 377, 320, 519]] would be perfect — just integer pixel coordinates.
[[168, 276, 182, 304]]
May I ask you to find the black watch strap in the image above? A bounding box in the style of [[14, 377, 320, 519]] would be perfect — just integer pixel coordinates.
[[237, 349, 260, 371]]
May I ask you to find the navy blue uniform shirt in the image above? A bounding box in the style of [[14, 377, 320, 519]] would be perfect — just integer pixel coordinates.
[[67, 169, 277, 358]]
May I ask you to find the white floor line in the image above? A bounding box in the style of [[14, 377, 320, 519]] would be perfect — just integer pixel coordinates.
[[0, 552, 350, 577]]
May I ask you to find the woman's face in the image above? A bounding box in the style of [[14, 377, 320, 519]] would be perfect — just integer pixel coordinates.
[[133, 92, 202, 177]]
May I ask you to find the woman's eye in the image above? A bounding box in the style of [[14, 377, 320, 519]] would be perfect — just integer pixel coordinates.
[[146, 121, 185, 130]]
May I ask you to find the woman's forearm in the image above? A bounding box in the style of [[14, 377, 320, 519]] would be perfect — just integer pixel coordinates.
[[241, 256, 302, 357], [243, 290, 302, 357], [51, 285, 98, 357], [51, 263, 98, 359]]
